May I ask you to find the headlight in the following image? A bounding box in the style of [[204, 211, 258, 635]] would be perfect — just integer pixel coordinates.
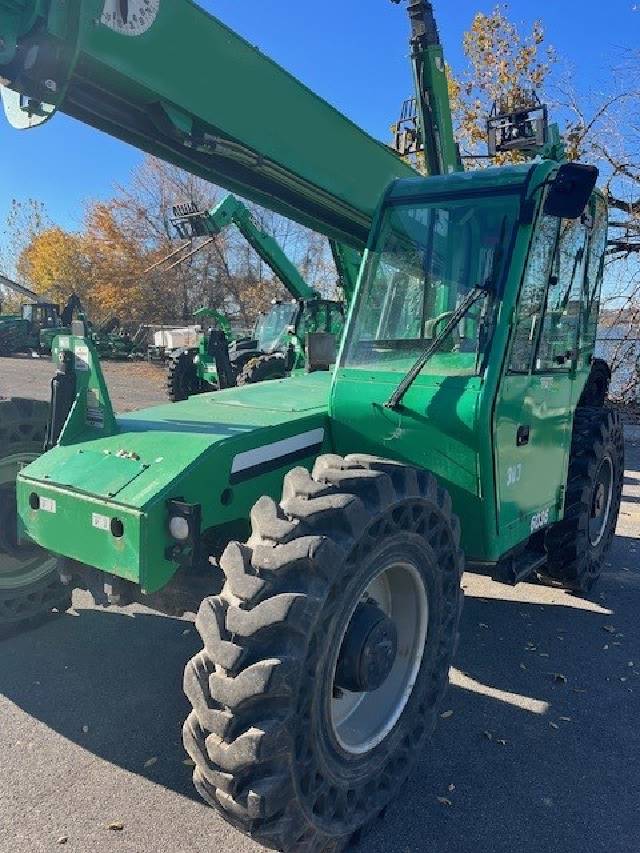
[[169, 515, 190, 541], [166, 499, 202, 565]]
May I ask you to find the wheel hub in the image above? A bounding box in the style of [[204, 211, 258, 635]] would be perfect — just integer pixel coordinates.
[[330, 561, 429, 755], [335, 601, 398, 693]]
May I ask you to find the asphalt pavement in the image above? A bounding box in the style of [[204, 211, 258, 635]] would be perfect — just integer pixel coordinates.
[[0, 430, 638, 853]]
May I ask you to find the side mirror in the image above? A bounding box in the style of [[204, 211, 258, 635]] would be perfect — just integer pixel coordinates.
[[544, 163, 598, 220]]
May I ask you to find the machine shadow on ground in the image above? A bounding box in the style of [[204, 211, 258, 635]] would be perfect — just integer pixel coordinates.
[[1, 519, 638, 853], [0, 447, 637, 852], [0, 604, 202, 803]]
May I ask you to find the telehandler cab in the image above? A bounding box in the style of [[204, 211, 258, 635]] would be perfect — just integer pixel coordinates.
[[0, 1, 623, 850]]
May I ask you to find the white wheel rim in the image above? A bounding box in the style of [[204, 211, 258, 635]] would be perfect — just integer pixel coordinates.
[[0, 451, 58, 588], [589, 454, 614, 547], [330, 561, 429, 755]]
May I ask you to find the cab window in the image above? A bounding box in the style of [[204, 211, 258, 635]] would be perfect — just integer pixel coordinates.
[[343, 195, 518, 376], [327, 303, 345, 338], [581, 196, 607, 353], [535, 218, 588, 371], [508, 214, 559, 373]]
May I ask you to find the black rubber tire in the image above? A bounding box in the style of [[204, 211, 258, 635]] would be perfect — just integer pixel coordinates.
[[183, 454, 464, 851], [237, 353, 287, 387], [543, 407, 624, 593], [0, 398, 70, 640], [0, 324, 21, 356], [166, 349, 204, 402], [577, 359, 611, 409]]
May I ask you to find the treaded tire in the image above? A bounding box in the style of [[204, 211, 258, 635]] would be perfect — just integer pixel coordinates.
[[166, 349, 204, 402], [237, 353, 287, 386], [0, 398, 69, 639], [543, 407, 624, 593], [0, 324, 21, 356], [577, 359, 611, 409], [183, 454, 464, 851]]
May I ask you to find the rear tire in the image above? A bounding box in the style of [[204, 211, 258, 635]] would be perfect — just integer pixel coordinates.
[[166, 349, 203, 402], [0, 324, 20, 356], [577, 359, 611, 409], [183, 454, 463, 851], [544, 407, 624, 593]]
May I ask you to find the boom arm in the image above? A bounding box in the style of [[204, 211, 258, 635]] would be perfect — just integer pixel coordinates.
[[185, 196, 319, 302], [0, 0, 417, 249], [393, 0, 460, 176]]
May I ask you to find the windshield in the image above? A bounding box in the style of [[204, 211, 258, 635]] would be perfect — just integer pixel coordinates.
[[255, 302, 298, 353], [342, 194, 518, 376]]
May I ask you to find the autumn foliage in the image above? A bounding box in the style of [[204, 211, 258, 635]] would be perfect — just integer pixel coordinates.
[[8, 158, 335, 328], [449, 5, 554, 164]]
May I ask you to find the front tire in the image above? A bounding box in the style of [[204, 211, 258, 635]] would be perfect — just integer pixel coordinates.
[[237, 353, 287, 386], [577, 359, 611, 409], [183, 454, 463, 851], [0, 398, 69, 639], [544, 407, 624, 592], [166, 349, 203, 402]]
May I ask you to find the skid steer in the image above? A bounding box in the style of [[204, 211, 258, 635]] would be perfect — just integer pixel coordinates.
[[0, 1, 623, 850]]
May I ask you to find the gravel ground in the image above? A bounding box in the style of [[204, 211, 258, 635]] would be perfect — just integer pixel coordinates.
[[0, 355, 639, 853], [0, 354, 167, 412]]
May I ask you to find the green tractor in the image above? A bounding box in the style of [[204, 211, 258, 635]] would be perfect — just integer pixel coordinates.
[[89, 316, 147, 360], [163, 196, 346, 401], [164, 306, 252, 401], [1, 2, 623, 851]]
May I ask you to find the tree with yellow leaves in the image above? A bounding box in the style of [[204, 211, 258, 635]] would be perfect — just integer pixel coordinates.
[[9, 155, 336, 329], [449, 5, 555, 165], [17, 227, 89, 305]]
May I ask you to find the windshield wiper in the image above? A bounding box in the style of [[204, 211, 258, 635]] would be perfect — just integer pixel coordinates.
[[384, 283, 490, 410]]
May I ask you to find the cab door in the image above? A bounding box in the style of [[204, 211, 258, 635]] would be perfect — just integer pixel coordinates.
[[494, 212, 589, 550]]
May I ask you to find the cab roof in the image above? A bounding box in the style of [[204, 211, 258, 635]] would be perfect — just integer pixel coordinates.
[[386, 161, 556, 203]]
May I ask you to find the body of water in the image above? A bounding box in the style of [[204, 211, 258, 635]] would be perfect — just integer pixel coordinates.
[[596, 325, 640, 400]]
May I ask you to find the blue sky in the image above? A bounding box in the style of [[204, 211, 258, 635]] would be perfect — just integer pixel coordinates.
[[1, 0, 637, 234]]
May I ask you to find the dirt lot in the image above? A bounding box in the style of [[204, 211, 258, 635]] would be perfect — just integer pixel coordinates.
[[1, 354, 639, 853], [0, 353, 167, 412]]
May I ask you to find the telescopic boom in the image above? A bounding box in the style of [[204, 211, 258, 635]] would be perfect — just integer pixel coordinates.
[[170, 195, 320, 302], [0, 0, 417, 249], [392, 0, 461, 175]]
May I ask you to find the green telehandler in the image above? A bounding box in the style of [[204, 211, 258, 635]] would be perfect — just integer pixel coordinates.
[[0, 1, 623, 850], [159, 195, 346, 401]]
